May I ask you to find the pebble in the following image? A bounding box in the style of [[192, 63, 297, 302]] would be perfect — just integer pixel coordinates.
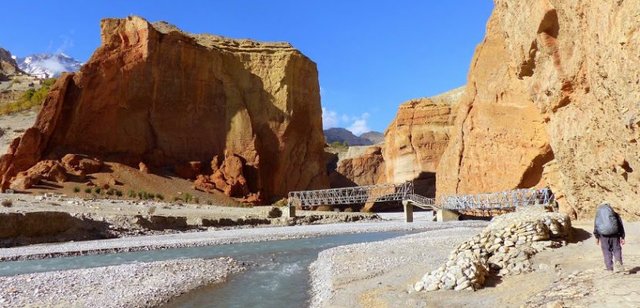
[[0, 258, 244, 307]]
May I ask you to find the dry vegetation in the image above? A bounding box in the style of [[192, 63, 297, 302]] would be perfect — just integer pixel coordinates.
[[0, 78, 56, 115]]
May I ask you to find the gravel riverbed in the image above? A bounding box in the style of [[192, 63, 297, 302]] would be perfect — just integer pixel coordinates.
[[309, 226, 486, 308], [0, 257, 244, 307], [0, 219, 485, 261]]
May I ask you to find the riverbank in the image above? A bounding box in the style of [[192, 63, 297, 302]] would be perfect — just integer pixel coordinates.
[[310, 221, 640, 307], [0, 192, 379, 248], [0, 257, 244, 307], [0, 219, 488, 261], [309, 227, 483, 307]]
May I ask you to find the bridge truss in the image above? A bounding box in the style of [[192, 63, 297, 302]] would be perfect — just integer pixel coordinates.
[[287, 182, 414, 208], [287, 182, 555, 212]]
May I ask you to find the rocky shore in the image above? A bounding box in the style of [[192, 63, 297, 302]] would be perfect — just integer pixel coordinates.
[[310, 214, 640, 308], [309, 225, 486, 307], [0, 258, 244, 307]]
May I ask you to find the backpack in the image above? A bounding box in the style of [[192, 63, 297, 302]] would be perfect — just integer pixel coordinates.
[[595, 204, 619, 236]]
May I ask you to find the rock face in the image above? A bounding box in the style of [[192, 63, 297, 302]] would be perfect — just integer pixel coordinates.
[[0, 16, 328, 202], [383, 87, 463, 196], [0, 47, 21, 80], [437, 0, 640, 219], [329, 146, 385, 187]]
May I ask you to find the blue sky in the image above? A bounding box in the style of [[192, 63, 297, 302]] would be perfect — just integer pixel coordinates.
[[0, 1, 493, 133]]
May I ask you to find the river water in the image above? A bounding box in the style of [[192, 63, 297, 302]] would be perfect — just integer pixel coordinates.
[[0, 231, 412, 308]]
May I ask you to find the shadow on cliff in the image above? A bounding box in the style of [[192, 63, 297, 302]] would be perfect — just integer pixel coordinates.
[[412, 171, 436, 198]]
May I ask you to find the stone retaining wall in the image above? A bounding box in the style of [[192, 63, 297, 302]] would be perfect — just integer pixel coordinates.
[[415, 207, 571, 292]]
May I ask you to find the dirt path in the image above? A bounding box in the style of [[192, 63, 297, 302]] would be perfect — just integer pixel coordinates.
[[311, 221, 640, 307]]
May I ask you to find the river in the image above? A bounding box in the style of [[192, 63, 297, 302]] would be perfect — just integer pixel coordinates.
[[0, 230, 413, 307]]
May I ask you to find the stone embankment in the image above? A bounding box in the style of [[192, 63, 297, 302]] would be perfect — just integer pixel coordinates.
[[414, 208, 571, 292], [0, 258, 244, 307]]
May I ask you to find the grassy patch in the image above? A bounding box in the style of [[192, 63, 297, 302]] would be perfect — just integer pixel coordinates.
[[0, 78, 56, 115]]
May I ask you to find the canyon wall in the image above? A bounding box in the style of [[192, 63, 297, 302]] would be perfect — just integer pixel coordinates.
[[438, 0, 640, 218], [383, 87, 462, 196], [0, 16, 328, 203]]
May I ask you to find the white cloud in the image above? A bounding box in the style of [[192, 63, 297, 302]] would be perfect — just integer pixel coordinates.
[[322, 107, 339, 128], [55, 35, 74, 55], [347, 113, 371, 135], [340, 114, 350, 123], [323, 107, 371, 135]]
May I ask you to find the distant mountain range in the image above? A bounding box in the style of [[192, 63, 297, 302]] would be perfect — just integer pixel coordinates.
[[17, 53, 83, 79], [324, 128, 383, 146]]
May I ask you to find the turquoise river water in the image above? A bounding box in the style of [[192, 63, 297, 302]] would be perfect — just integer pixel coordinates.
[[0, 231, 412, 308]]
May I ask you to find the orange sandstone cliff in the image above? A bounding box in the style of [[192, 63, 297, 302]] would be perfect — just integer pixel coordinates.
[[382, 87, 462, 197], [0, 16, 328, 203], [438, 0, 640, 219]]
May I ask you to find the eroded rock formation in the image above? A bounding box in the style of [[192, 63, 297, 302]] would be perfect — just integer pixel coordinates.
[[0, 16, 328, 202], [0, 47, 21, 80], [383, 87, 462, 196], [438, 0, 640, 218], [329, 146, 385, 187]]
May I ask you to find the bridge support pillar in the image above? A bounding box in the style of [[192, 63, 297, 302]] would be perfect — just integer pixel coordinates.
[[402, 200, 413, 223], [436, 209, 460, 222], [286, 205, 296, 218]]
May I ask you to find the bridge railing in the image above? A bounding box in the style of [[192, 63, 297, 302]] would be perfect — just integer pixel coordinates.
[[404, 194, 436, 208], [287, 181, 414, 207], [287, 181, 555, 213], [439, 188, 555, 210]]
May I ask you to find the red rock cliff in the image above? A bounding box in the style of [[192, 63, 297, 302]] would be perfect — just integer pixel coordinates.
[[0, 16, 328, 202], [438, 0, 640, 219]]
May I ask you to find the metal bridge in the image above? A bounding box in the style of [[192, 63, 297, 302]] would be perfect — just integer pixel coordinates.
[[287, 181, 421, 208], [287, 182, 555, 221], [440, 188, 554, 211]]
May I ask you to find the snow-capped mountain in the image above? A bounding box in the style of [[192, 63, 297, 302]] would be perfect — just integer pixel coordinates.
[[17, 53, 83, 79]]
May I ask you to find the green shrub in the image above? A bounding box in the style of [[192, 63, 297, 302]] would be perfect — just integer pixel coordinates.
[[155, 193, 164, 201], [1, 199, 12, 207], [0, 78, 57, 115], [94, 187, 102, 194], [267, 207, 282, 218], [115, 190, 123, 197], [73, 186, 80, 193], [84, 187, 92, 194], [183, 193, 193, 203], [128, 190, 136, 198]]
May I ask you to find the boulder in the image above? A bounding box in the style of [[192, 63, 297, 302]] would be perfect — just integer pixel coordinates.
[[25, 160, 67, 183], [61, 154, 103, 176], [195, 153, 251, 198], [437, 0, 640, 219], [0, 16, 329, 202], [10, 172, 40, 190]]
